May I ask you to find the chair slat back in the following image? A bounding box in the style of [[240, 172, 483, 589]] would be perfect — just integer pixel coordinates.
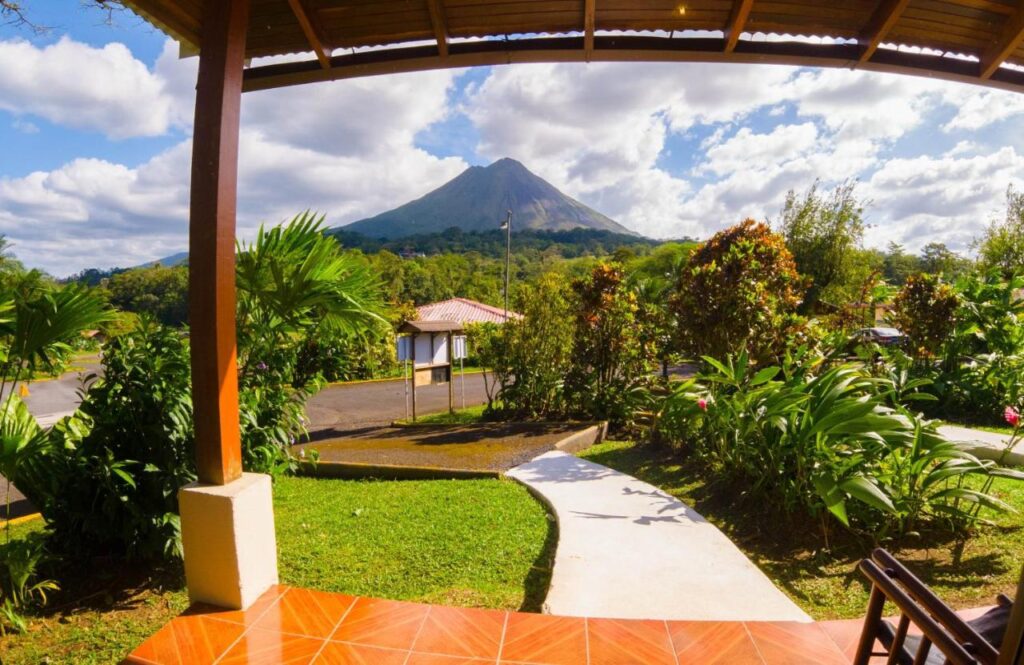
[[854, 549, 1000, 665]]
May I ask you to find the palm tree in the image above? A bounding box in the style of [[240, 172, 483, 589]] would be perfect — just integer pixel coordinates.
[[235, 211, 387, 388], [0, 280, 109, 525]]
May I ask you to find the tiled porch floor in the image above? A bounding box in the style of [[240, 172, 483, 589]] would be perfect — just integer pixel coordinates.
[[125, 584, 857, 664]]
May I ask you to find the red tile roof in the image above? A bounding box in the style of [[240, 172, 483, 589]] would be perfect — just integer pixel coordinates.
[[415, 298, 521, 325]]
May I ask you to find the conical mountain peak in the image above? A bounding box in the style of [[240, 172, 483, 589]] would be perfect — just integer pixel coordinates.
[[340, 159, 634, 239]]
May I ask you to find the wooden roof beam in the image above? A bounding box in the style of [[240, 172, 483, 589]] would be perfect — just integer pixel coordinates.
[[584, 0, 596, 61], [980, 2, 1024, 80], [859, 0, 911, 63], [427, 0, 449, 58], [724, 0, 754, 53], [286, 0, 331, 69]]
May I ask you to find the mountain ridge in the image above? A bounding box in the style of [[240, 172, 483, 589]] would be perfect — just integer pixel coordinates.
[[338, 158, 636, 239]]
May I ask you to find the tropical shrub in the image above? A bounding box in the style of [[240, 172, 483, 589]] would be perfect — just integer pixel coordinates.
[[670, 219, 807, 364], [779, 180, 867, 310], [235, 211, 386, 393], [0, 532, 58, 634], [465, 322, 502, 409], [563, 263, 654, 428], [30, 320, 195, 560], [487, 273, 574, 418], [0, 277, 107, 627], [655, 351, 1023, 542], [890, 273, 958, 359]]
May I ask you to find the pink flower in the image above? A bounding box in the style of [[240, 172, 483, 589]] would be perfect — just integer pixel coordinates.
[[697, 398, 708, 411], [1005, 406, 1020, 427]]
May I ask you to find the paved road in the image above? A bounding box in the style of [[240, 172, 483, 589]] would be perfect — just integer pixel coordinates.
[[0, 368, 491, 518], [306, 372, 491, 434], [1, 359, 102, 423]]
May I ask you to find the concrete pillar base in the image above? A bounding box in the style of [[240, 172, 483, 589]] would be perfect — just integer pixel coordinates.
[[179, 472, 278, 610]]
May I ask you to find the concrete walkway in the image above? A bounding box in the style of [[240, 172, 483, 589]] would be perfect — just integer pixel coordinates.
[[939, 425, 1024, 466], [506, 450, 811, 623]]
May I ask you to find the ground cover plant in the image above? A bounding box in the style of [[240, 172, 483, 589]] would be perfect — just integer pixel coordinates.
[[0, 475, 554, 664], [579, 440, 1024, 620]]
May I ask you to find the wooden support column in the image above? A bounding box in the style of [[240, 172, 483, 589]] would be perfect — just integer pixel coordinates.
[[189, 0, 249, 486]]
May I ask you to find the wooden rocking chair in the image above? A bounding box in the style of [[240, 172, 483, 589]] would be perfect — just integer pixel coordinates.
[[854, 549, 1023, 665]]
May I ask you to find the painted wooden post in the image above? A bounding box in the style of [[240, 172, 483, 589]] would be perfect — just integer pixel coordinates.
[[189, 0, 249, 486], [447, 330, 454, 414]]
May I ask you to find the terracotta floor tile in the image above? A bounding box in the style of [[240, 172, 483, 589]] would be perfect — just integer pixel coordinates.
[[407, 653, 497, 664], [587, 618, 675, 665], [745, 622, 848, 665], [411, 606, 506, 659], [667, 620, 763, 665], [128, 614, 246, 665], [218, 627, 324, 665], [253, 588, 357, 639], [330, 597, 430, 650], [314, 641, 410, 664], [185, 585, 291, 626], [499, 613, 587, 665]]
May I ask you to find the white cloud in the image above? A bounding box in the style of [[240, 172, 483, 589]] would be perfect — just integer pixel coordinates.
[[0, 36, 175, 139], [863, 147, 1024, 252], [463, 60, 1024, 248], [3, 31, 1024, 272], [0, 44, 466, 273]]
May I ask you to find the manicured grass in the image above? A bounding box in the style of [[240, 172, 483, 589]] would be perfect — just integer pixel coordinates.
[[0, 475, 554, 664], [579, 440, 1024, 621]]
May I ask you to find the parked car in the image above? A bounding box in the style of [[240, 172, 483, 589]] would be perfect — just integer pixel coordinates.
[[854, 327, 905, 347]]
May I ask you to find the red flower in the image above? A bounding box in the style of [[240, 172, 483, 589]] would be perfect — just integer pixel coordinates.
[[697, 398, 708, 411], [1005, 406, 1020, 427]]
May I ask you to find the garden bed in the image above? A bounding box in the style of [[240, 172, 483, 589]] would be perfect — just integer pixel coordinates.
[[0, 475, 555, 665], [578, 440, 1024, 621], [296, 421, 602, 477]]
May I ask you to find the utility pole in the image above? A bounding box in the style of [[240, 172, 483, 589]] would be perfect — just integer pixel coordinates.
[[501, 209, 512, 321]]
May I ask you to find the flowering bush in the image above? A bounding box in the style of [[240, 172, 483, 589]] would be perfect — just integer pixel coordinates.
[[563, 263, 655, 429], [890, 273, 958, 359], [670, 220, 808, 364]]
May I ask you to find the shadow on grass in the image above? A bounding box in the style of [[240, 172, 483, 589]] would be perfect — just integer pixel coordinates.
[[519, 508, 557, 613], [33, 558, 184, 619]]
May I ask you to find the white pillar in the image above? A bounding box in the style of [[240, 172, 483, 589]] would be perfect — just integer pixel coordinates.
[[179, 473, 279, 609]]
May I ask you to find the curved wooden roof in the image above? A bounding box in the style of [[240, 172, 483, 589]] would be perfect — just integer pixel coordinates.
[[125, 0, 1024, 93]]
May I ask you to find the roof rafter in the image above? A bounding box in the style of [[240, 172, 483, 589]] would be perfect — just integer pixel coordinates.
[[286, 0, 331, 69], [583, 0, 596, 61], [980, 1, 1024, 79], [859, 0, 911, 62], [724, 0, 754, 53], [426, 0, 449, 58]]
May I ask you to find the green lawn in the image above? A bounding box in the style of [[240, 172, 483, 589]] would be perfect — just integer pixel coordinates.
[[0, 475, 554, 664], [579, 440, 1024, 620]]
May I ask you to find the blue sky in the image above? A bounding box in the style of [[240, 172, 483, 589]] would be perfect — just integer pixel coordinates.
[[1, 1, 1023, 275]]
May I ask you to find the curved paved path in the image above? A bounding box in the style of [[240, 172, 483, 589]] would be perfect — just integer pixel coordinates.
[[507, 450, 812, 623]]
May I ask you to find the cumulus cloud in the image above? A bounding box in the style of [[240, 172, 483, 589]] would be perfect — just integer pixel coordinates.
[[463, 60, 1024, 247], [0, 36, 175, 139], [0, 39, 466, 273], [2, 31, 1024, 273], [862, 147, 1024, 251]]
